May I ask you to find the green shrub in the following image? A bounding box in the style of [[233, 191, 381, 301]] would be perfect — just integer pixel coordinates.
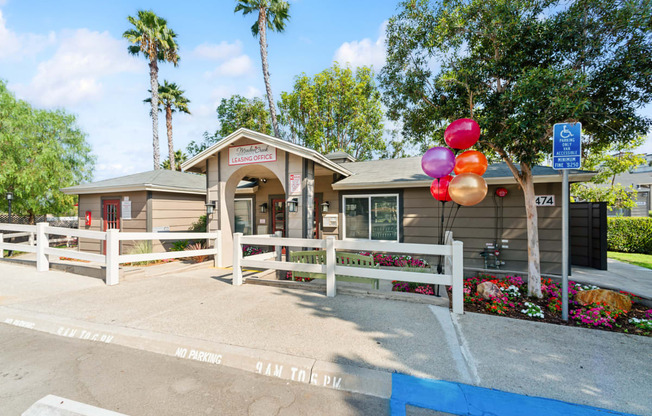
[[608, 217, 652, 254], [191, 215, 207, 232], [171, 240, 189, 252], [127, 241, 153, 266]]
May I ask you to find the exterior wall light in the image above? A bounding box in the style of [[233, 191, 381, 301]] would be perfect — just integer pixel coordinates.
[[321, 201, 330, 212], [260, 202, 268, 213], [287, 198, 298, 213], [6, 192, 13, 224], [205, 201, 216, 215]]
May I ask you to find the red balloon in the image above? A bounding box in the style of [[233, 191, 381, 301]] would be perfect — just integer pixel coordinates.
[[430, 176, 453, 202], [444, 118, 481, 150], [454, 150, 488, 175]]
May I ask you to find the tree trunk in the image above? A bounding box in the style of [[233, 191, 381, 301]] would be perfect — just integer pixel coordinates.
[[166, 105, 175, 171], [258, 7, 280, 138], [149, 59, 160, 170], [521, 163, 543, 298]]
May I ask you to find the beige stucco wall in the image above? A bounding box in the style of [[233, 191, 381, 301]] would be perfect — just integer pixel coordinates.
[[316, 174, 339, 238], [206, 137, 312, 266]]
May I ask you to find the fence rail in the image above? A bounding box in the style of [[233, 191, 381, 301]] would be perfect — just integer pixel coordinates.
[[233, 232, 464, 314], [0, 223, 221, 286]]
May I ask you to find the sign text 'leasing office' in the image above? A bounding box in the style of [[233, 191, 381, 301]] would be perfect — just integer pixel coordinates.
[[228, 143, 277, 166]]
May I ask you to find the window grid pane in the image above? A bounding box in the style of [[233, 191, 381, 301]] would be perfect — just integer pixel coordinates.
[[371, 196, 398, 240], [344, 197, 369, 239]]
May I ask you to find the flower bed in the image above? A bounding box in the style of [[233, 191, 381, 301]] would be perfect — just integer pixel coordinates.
[[446, 273, 651, 336]]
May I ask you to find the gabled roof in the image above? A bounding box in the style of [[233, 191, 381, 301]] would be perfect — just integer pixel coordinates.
[[181, 128, 352, 176], [325, 151, 357, 163], [332, 158, 595, 190], [61, 170, 206, 195]]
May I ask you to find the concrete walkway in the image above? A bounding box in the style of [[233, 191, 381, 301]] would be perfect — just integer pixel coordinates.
[[0, 262, 650, 415], [571, 259, 652, 300]]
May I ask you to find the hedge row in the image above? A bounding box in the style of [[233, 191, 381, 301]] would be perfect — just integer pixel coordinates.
[[607, 217, 652, 254]]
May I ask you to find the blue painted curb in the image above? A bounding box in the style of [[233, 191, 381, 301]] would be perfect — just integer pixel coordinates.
[[390, 373, 641, 416]]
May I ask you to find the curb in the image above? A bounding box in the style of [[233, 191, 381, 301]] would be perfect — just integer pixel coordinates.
[[1, 306, 642, 416], [0, 306, 391, 399], [244, 277, 451, 307]]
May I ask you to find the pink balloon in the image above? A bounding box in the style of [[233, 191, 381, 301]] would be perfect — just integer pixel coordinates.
[[421, 147, 455, 179], [444, 118, 481, 150]]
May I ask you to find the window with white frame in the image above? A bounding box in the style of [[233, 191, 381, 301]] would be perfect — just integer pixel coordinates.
[[343, 194, 399, 241]]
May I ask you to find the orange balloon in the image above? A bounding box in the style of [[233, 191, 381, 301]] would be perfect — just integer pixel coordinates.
[[448, 173, 488, 206], [454, 150, 488, 176]]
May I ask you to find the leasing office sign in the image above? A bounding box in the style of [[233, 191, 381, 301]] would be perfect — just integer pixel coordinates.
[[228, 143, 277, 166]]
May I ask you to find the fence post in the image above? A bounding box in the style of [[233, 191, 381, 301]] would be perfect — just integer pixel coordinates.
[[36, 222, 49, 272], [326, 236, 336, 297], [452, 240, 464, 314], [105, 229, 120, 286], [0, 233, 3, 258], [233, 232, 243, 286], [214, 230, 223, 268], [274, 231, 283, 279]]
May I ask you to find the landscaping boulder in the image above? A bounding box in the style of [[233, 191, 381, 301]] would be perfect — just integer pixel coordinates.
[[477, 281, 501, 299], [575, 289, 632, 312]]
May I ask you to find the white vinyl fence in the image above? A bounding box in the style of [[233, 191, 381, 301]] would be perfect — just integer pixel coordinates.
[[0, 223, 221, 286], [232, 232, 465, 314]]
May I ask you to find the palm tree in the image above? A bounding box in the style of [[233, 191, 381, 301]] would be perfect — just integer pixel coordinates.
[[234, 0, 290, 138], [123, 10, 179, 170], [145, 81, 190, 171], [161, 150, 189, 171]]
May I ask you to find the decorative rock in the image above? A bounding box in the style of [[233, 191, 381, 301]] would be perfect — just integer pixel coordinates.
[[575, 289, 632, 312], [477, 281, 501, 299]]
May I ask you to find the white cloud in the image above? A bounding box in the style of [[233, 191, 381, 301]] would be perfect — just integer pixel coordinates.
[[14, 28, 141, 107], [192, 40, 242, 60], [210, 84, 261, 102], [333, 21, 387, 69], [0, 10, 56, 60], [204, 54, 254, 78]]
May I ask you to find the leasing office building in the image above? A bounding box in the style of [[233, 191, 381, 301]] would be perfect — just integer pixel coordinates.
[[181, 128, 593, 274]]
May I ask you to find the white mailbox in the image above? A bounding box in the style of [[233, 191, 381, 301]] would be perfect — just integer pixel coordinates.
[[323, 214, 338, 228]]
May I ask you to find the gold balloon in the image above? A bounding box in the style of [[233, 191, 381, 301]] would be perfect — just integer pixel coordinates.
[[448, 173, 488, 206]]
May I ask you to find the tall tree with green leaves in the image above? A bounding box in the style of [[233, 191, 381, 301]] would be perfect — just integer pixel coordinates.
[[0, 81, 95, 223], [234, 0, 290, 138], [381, 0, 652, 297], [279, 63, 385, 160], [572, 138, 646, 210], [187, 95, 272, 156], [145, 81, 190, 171], [124, 10, 179, 170]]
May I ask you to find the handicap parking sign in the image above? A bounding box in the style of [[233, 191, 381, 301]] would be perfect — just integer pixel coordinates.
[[553, 122, 581, 170]]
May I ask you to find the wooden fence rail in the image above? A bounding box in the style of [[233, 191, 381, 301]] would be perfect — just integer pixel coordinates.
[[0, 223, 221, 286], [233, 232, 465, 314]]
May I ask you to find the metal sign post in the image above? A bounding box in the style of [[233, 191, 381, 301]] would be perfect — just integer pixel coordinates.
[[553, 122, 582, 321]]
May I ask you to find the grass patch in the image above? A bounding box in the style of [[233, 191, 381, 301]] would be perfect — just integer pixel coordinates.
[[608, 251, 652, 270]]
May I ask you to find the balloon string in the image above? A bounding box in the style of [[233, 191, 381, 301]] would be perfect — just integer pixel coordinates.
[[440, 201, 446, 246], [446, 204, 462, 237]]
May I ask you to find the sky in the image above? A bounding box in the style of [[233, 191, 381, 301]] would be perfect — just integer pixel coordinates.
[[1, 0, 651, 182]]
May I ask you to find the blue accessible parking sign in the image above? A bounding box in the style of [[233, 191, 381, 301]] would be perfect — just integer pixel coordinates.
[[553, 122, 582, 169]]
